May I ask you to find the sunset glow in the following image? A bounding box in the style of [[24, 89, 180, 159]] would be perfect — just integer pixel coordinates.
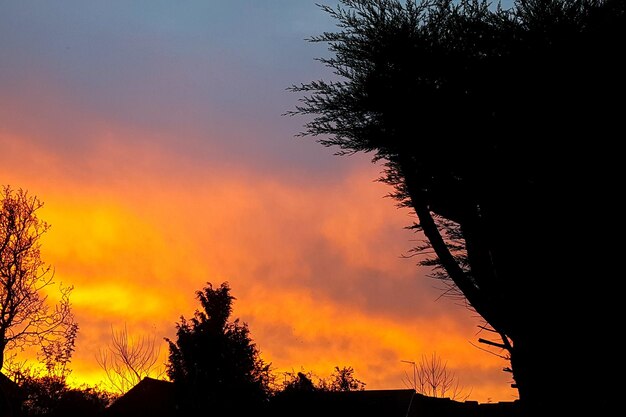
[[1, 1, 516, 403]]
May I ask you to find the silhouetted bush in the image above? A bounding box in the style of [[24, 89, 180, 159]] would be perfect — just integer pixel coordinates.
[[166, 282, 271, 415], [12, 371, 112, 417]]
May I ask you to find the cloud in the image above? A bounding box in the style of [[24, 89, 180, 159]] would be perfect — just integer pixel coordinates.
[[0, 1, 515, 401], [1, 129, 513, 402]]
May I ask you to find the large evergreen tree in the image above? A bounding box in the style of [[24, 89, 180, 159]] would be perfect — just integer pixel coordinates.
[[166, 282, 271, 415], [290, 0, 623, 413]]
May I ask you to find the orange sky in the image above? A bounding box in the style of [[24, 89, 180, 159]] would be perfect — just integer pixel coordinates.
[[1, 130, 515, 403], [0, 1, 517, 404]]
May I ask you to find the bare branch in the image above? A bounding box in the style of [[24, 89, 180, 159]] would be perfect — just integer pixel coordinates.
[[97, 323, 165, 394], [1, 186, 78, 370], [478, 338, 508, 350], [401, 352, 470, 400]]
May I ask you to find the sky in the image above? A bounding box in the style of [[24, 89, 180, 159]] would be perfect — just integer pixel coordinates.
[[0, 0, 516, 403]]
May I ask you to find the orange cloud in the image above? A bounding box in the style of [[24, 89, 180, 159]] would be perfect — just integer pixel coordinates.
[[0, 127, 515, 403]]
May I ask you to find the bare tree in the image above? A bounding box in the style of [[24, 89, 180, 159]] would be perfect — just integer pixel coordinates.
[[97, 324, 164, 393], [40, 321, 79, 378], [0, 185, 77, 370], [402, 353, 470, 400]]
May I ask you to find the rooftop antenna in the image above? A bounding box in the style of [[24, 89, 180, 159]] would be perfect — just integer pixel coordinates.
[[400, 360, 417, 391]]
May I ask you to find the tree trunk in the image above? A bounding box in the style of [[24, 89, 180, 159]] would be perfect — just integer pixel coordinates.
[[508, 335, 552, 414], [0, 336, 5, 370]]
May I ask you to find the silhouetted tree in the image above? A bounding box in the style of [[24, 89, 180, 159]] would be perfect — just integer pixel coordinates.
[[165, 282, 271, 415], [402, 353, 469, 400], [280, 370, 318, 393], [290, 0, 624, 413], [0, 186, 77, 370], [327, 366, 366, 392], [279, 366, 365, 393], [97, 324, 165, 394]]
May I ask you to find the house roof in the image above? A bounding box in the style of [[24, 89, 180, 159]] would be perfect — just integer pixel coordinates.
[[269, 389, 520, 417], [0, 373, 20, 395], [105, 377, 176, 417], [269, 389, 417, 417], [105, 378, 519, 417], [1, 373, 23, 417]]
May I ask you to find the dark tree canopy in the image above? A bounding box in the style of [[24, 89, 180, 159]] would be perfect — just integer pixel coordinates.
[[279, 366, 365, 393], [280, 371, 318, 394], [290, 0, 623, 414], [166, 282, 271, 415], [10, 370, 112, 417], [327, 366, 366, 392]]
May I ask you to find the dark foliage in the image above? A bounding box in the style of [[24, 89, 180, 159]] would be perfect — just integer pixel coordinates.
[[327, 366, 366, 392], [278, 366, 365, 394], [165, 282, 271, 415], [290, 0, 624, 413], [11, 372, 112, 417], [280, 371, 319, 394]]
